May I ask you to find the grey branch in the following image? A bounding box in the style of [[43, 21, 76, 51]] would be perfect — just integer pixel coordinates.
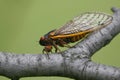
[[0, 7, 120, 80]]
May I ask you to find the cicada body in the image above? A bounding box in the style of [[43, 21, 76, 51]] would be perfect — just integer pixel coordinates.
[[39, 12, 113, 53]]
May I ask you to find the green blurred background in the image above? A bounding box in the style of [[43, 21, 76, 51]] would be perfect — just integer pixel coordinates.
[[0, 0, 120, 80]]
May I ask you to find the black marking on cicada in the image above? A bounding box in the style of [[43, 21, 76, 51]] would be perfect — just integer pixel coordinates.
[[39, 12, 113, 53]]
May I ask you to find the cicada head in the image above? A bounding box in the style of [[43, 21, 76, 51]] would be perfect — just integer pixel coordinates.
[[39, 29, 56, 46], [39, 37, 53, 53], [39, 37, 50, 46]]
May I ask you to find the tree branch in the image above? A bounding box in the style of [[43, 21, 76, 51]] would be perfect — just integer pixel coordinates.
[[0, 7, 120, 80]]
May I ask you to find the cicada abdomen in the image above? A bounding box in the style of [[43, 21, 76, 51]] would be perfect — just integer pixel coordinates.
[[39, 12, 113, 53]]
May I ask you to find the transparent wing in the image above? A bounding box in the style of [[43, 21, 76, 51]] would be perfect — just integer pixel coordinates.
[[54, 12, 113, 35]]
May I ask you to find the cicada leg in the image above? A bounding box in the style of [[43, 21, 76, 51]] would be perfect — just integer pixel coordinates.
[[57, 39, 72, 48], [42, 46, 52, 53], [52, 41, 61, 53], [42, 49, 45, 53], [42, 46, 53, 59], [42, 49, 50, 59]]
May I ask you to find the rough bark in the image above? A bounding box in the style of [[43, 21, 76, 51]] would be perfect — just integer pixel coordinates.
[[0, 7, 120, 80]]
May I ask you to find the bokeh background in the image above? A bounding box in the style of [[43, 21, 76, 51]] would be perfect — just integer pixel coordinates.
[[0, 0, 120, 80]]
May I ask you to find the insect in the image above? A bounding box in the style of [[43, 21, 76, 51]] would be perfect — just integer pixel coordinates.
[[39, 12, 113, 53]]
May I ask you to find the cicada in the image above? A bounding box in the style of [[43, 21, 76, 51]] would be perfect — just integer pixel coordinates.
[[39, 12, 113, 53]]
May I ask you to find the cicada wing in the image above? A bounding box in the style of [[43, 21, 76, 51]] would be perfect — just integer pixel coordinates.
[[55, 12, 113, 35]]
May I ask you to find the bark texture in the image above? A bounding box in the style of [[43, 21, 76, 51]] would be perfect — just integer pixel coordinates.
[[0, 7, 120, 80]]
